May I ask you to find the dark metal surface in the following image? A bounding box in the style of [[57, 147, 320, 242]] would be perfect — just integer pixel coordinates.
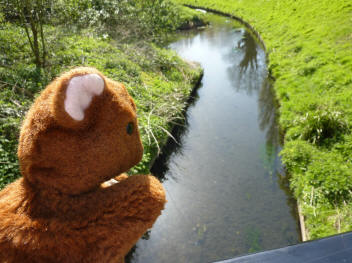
[[217, 231, 352, 263]]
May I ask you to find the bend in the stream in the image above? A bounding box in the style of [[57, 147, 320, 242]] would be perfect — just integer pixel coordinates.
[[127, 12, 300, 263]]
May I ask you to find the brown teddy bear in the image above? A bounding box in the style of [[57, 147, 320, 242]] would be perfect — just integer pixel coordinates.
[[0, 67, 166, 263]]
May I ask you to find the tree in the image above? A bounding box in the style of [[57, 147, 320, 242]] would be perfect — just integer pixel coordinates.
[[3, 0, 51, 69]]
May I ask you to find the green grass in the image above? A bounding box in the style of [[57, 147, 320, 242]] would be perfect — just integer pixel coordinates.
[[0, 22, 202, 188], [173, 0, 352, 239]]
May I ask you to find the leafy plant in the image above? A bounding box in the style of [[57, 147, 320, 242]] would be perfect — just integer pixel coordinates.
[[0, 102, 25, 189], [280, 140, 316, 175], [2, 0, 52, 68]]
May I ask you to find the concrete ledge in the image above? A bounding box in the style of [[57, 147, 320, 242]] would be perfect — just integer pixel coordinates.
[[297, 200, 308, 241]]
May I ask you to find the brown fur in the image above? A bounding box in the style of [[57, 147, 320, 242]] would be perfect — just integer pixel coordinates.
[[0, 67, 166, 262]]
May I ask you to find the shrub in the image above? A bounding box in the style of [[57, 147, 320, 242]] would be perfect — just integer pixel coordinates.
[[0, 103, 24, 189], [285, 146, 352, 205], [306, 152, 352, 204], [282, 140, 352, 204], [51, 0, 191, 42], [280, 140, 316, 174]]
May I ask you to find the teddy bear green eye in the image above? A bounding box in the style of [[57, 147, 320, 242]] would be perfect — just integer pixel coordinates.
[[126, 122, 134, 135]]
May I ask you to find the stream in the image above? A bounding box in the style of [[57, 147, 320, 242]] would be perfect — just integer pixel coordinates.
[[127, 13, 300, 263]]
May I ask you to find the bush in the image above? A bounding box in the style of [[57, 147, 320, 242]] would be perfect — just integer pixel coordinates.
[[0, 103, 23, 189], [281, 140, 316, 174], [282, 139, 352, 205], [0, 135, 20, 189], [307, 153, 352, 203], [283, 142, 352, 205], [49, 0, 193, 42]]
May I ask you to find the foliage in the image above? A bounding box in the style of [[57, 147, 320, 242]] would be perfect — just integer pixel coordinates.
[[0, 102, 23, 188], [1, 0, 206, 68], [0, 1, 203, 188], [1, 0, 52, 68], [282, 141, 352, 204], [173, 0, 352, 239], [287, 107, 348, 145], [280, 140, 316, 176], [0, 135, 20, 189]]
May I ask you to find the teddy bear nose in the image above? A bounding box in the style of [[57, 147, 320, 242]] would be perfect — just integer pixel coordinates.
[[126, 122, 134, 135]]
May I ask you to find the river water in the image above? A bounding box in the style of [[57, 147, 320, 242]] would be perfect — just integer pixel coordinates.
[[127, 13, 300, 263]]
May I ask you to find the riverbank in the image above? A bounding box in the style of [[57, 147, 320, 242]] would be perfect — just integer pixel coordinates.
[[127, 13, 299, 262], [0, 2, 203, 188], [173, 0, 352, 239]]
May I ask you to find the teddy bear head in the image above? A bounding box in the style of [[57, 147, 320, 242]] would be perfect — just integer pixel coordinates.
[[18, 67, 143, 195]]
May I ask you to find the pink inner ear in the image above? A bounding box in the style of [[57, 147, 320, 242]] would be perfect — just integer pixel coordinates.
[[64, 74, 104, 121]]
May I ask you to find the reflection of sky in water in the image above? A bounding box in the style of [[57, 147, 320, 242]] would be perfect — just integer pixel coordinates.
[[127, 14, 299, 263]]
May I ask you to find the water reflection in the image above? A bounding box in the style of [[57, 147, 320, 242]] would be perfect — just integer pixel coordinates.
[[225, 28, 280, 158], [225, 46, 263, 96], [238, 31, 258, 72], [258, 77, 280, 152], [126, 13, 299, 263]]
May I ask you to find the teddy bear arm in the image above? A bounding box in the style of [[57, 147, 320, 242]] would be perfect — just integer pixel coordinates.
[[100, 174, 166, 222], [80, 175, 165, 261]]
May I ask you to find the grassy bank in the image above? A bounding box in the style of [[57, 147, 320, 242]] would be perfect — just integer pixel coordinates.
[[0, 1, 203, 189], [173, 0, 352, 239]]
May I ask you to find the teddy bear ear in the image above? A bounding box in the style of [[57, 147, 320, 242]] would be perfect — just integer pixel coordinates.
[[64, 74, 104, 121], [51, 71, 105, 129]]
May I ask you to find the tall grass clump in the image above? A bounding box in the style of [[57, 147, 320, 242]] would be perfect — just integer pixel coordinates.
[[287, 107, 348, 146]]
